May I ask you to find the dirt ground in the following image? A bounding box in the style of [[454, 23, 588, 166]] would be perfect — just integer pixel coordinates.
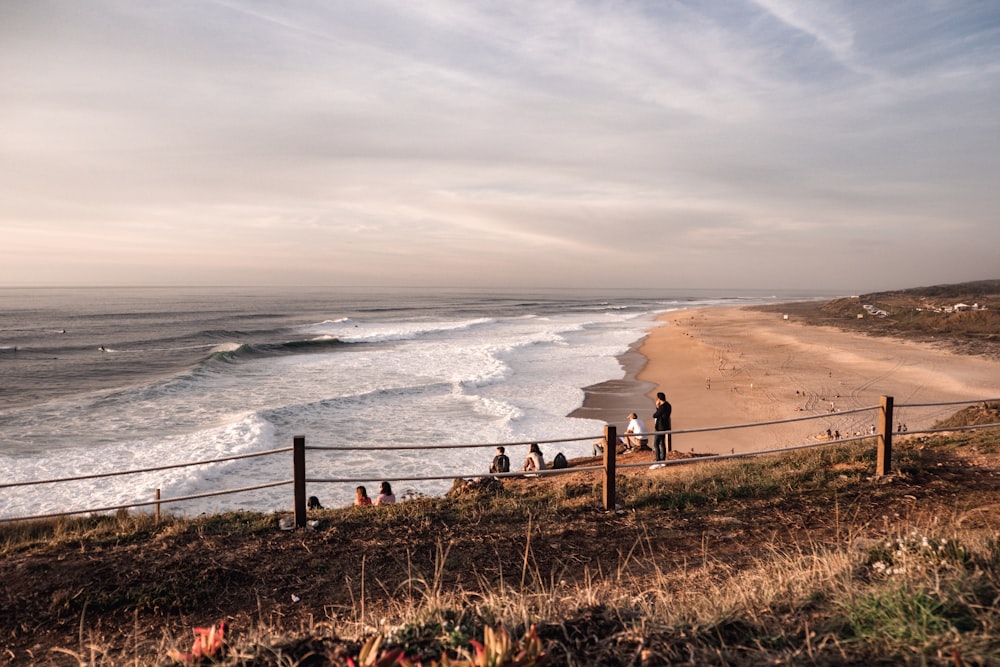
[[2, 439, 999, 666]]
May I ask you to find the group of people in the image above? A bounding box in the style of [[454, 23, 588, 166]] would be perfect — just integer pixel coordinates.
[[489, 443, 548, 472], [354, 481, 396, 506], [309, 390, 674, 508], [306, 481, 397, 510], [490, 390, 675, 470], [489, 443, 567, 474], [592, 391, 673, 462]]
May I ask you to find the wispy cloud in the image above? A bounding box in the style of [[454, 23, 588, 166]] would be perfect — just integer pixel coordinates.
[[1, 0, 998, 289]]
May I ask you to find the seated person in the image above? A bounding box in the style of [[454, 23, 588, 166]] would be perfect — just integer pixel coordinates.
[[592, 438, 605, 456], [593, 435, 627, 456], [490, 446, 510, 474], [523, 443, 545, 471], [374, 481, 396, 505], [625, 413, 648, 451]]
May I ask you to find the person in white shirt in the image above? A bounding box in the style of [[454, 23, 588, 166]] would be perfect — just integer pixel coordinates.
[[374, 481, 396, 505], [523, 443, 545, 472], [625, 413, 647, 451]]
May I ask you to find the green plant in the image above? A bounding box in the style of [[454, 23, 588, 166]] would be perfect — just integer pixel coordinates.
[[841, 584, 953, 648]]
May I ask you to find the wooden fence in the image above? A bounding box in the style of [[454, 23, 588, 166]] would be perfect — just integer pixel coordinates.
[[3, 395, 998, 526]]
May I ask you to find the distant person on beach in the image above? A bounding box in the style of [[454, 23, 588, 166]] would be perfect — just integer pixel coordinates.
[[355, 486, 372, 506], [374, 481, 395, 505], [523, 443, 545, 471], [307, 495, 323, 510], [653, 391, 672, 461], [490, 446, 510, 474], [625, 413, 647, 451]]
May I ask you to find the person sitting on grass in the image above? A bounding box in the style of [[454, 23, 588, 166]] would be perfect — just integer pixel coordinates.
[[490, 446, 510, 474], [592, 437, 605, 456], [523, 443, 545, 472], [354, 486, 372, 506], [593, 435, 628, 456], [374, 481, 396, 505]]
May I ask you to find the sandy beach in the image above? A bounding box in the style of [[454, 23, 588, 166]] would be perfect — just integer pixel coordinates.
[[574, 306, 1000, 454]]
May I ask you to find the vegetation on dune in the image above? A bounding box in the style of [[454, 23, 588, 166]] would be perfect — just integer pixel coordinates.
[[756, 279, 1000, 358], [2, 406, 1000, 666]]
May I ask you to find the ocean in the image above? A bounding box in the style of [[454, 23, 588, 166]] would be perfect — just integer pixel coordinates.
[[0, 286, 828, 519]]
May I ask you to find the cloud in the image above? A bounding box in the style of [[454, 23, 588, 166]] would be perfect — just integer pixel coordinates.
[[1, 0, 998, 290]]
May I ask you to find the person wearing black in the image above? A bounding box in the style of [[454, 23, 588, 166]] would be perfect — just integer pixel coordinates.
[[490, 446, 510, 474], [652, 391, 672, 461]]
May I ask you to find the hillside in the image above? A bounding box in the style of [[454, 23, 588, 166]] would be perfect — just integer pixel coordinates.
[[3, 282, 999, 667], [2, 411, 999, 666], [756, 279, 1000, 358]]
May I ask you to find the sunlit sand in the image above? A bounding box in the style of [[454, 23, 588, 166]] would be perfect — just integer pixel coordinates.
[[581, 306, 1000, 455]]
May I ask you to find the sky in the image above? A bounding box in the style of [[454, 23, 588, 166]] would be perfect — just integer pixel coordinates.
[[1, 1, 998, 292]]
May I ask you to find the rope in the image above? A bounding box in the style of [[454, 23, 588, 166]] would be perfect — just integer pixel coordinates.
[[897, 398, 1000, 409], [306, 434, 598, 451], [0, 480, 293, 524], [3, 396, 996, 523], [306, 405, 883, 452], [895, 422, 1000, 436], [0, 447, 293, 490], [307, 465, 605, 485], [615, 433, 875, 471]]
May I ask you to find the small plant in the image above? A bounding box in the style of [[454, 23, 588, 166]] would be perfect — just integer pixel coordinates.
[[348, 625, 545, 667], [841, 584, 952, 648], [466, 624, 546, 667], [865, 529, 969, 578], [167, 621, 227, 663]]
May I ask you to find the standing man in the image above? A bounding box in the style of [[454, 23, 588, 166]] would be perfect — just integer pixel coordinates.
[[652, 391, 672, 461]]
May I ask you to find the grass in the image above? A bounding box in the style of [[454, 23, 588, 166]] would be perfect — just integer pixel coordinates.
[[2, 426, 1000, 665]]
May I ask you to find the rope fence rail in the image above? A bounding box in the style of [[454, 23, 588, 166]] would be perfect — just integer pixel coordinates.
[[2, 396, 997, 526], [0, 446, 293, 490]]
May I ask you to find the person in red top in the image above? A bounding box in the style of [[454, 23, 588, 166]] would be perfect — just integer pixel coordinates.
[[354, 486, 372, 506]]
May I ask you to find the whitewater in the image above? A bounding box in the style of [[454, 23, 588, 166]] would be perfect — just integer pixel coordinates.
[[0, 286, 828, 519]]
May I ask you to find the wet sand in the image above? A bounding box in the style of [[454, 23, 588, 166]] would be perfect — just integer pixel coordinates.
[[567, 340, 656, 425], [573, 306, 1000, 454]]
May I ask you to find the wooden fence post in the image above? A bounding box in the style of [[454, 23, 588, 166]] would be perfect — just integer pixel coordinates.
[[293, 435, 307, 528], [877, 396, 893, 477], [603, 424, 617, 511]]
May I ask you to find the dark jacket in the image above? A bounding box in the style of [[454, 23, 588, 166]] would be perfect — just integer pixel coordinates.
[[653, 400, 672, 431], [491, 454, 510, 474]]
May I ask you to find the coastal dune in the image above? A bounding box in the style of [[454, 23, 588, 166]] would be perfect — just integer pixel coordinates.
[[579, 306, 1000, 455]]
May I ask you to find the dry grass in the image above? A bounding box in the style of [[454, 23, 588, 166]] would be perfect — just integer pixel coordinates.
[[2, 423, 1000, 666]]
